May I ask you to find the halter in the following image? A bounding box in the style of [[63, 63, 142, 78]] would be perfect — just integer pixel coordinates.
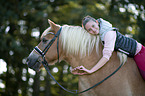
[[33, 27, 124, 94]]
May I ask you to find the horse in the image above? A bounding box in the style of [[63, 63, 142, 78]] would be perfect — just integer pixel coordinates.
[[27, 19, 145, 96]]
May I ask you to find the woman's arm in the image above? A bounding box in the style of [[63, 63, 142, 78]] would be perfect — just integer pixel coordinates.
[[71, 31, 116, 75], [89, 57, 108, 73], [71, 57, 108, 75]]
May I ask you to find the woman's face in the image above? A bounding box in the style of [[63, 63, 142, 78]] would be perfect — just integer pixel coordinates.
[[85, 20, 99, 35]]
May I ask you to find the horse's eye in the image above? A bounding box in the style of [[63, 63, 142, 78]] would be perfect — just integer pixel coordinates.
[[42, 38, 48, 43]]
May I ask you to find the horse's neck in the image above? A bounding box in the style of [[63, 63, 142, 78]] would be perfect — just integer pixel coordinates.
[[63, 42, 103, 68]]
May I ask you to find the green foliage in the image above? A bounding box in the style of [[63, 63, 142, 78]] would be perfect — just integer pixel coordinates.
[[0, 0, 145, 96]]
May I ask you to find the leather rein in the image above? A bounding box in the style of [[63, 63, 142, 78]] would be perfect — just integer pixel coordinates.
[[34, 27, 124, 94]]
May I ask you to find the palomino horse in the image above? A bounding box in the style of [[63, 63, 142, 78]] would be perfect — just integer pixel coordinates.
[[27, 20, 145, 96]]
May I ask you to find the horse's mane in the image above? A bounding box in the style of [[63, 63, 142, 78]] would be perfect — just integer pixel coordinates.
[[61, 25, 100, 57]]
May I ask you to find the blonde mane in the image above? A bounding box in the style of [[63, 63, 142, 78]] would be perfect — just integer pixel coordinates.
[[60, 25, 100, 57]]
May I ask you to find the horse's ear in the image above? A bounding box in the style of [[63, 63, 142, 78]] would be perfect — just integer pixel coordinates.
[[48, 19, 61, 33]]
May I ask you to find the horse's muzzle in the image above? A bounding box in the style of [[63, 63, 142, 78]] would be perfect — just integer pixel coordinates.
[[27, 51, 42, 72]]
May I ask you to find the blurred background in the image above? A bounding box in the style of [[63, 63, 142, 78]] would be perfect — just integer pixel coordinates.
[[0, 0, 145, 96]]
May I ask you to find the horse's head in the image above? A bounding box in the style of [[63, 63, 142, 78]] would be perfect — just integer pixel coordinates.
[[27, 19, 62, 71], [27, 19, 100, 71]]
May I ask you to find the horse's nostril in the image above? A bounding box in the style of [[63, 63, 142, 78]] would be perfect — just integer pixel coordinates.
[[38, 57, 42, 62], [26, 57, 32, 65], [26, 57, 29, 62], [26, 58, 28, 62]]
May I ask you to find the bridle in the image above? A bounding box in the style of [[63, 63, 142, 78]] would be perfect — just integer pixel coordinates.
[[33, 27, 124, 94]]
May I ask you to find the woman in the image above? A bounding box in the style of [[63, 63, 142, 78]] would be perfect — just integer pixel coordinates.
[[72, 16, 145, 80]]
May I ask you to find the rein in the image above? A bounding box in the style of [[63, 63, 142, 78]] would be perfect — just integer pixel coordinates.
[[34, 27, 125, 94], [43, 59, 124, 94]]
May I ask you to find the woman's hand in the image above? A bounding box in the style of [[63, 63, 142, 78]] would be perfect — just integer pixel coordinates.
[[71, 66, 92, 75]]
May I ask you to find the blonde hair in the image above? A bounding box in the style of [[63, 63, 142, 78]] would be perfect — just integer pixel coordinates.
[[60, 25, 99, 57]]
